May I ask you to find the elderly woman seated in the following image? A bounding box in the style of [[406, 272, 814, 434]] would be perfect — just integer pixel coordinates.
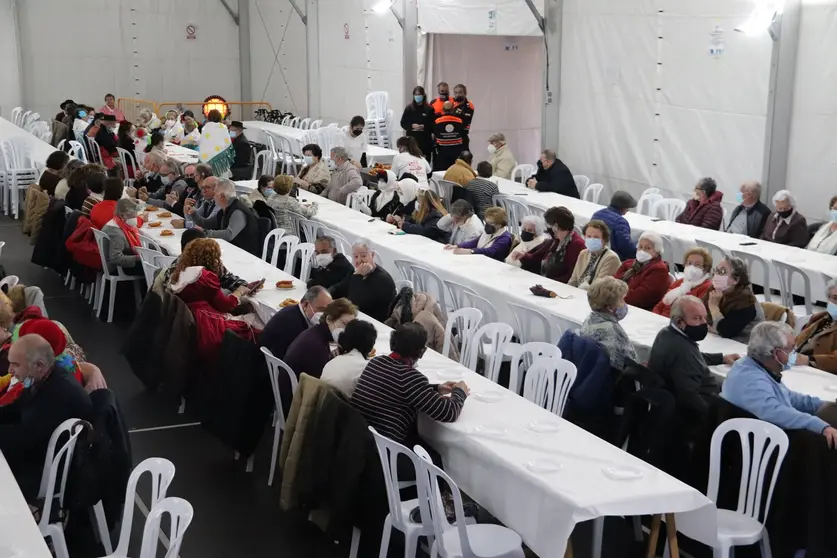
[[321, 319, 378, 398], [385, 287, 447, 354], [505, 215, 550, 267], [702, 255, 763, 342], [268, 175, 317, 232], [293, 144, 331, 195], [448, 206, 513, 261], [284, 298, 359, 379], [807, 195, 837, 255], [579, 277, 637, 371], [102, 198, 144, 275], [614, 230, 671, 310], [514, 207, 584, 283], [761, 189, 809, 248], [653, 247, 713, 317], [388, 189, 448, 242], [794, 279, 837, 372], [568, 219, 621, 289], [181, 119, 201, 148], [437, 200, 483, 246], [323, 146, 363, 204]]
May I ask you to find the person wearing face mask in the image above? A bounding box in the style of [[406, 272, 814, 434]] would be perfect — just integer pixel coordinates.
[[568, 220, 621, 289], [436, 200, 483, 246], [330, 242, 396, 322], [703, 256, 764, 342], [450, 206, 513, 261], [169, 163, 201, 218], [676, 177, 725, 230], [526, 149, 579, 198], [432, 102, 466, 172], [72, 107, 92, 135], [283, 298, 359, 379], [461, 161, 499, 219], [344, 115, 368, 168], [614, 230, 671, 310], [486, 133, 517, 180], [722, 321, 837, 446], [648, 296, 740, 428], [261, 286, 333, 360], [162, 110, 184, 144], [806, 195, 837, 255], [450, 84, 475, 150], [228, 121, 253, 180], [249, 174, 275, 204], [591, 191, 638, 261], [794, 279, 837, 372], [725, 180, 770, 238], [514, 206, 583, 282], [321, 319, 378, 398], [579, 277, 637, 371], [506, 215, 550, 267], [293, 144, 331, 194], [267, 175, 318, 233], [324, 147, 363, 204], [653, 247, 713, 317], [430, 81, 452, 116], [400, 86, 435, 161], [360, 170, 403, 218], [307, 236, 355, 289], [760, 189, 809, 248], [101, 197, 145, 276], [140, 160, 186, 208], [391, 136, 432, 185], [90, 178, 144, 230], [94, 114, 120, 170]]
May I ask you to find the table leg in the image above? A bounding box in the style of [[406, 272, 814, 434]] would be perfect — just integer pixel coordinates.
[[664, 513, 679, 558], [646, 514, 661, 558], [564, 539, 574, 558]]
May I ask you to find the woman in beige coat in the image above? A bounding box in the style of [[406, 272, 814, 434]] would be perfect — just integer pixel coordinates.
[[568, 219, 621, 289], [385, 287, 449, 355], [487, 133, 517, 180]]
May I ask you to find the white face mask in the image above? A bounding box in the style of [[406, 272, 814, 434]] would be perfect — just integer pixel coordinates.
[[309, 310, 322, 326], [683, 265, 704, 282], [126, 217, 139, 227], [331, 327, 344, 343], [635, 250, 652, 263], [314, 253, 333, 268], [487, 144, 497, 154]]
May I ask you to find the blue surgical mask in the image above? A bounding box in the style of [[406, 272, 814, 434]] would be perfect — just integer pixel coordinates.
[[585, 237, 603, 252], [614, 305, 628, 321], [303, 155, 314, 166], [830, 210, 837, 222], [736, 192, 744, 203], [78, 110, 87, 118], [828, 302, 837, 320], [229, 131, 236, 138], [779, 349, 797, 371], [414, 95, 424, 103], [22, 377, 34, 389], [264, 188, 276, 198]]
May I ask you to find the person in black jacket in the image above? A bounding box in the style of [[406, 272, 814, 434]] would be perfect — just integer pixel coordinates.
[[526, 149, 579, 198], [725, 180, 771, 238], [228, 121, 253, 181], [330, 242, 397, 322], [95, 114, 121, 172], [200, 179, 261, 256], [0, 335, 93, 500], [400, 86, 435, 162], [308, 237, 355, 289], [261, 286, 333, 360]]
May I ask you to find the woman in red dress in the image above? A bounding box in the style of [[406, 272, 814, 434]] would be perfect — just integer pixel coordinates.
[[168, 238, 261, 361]]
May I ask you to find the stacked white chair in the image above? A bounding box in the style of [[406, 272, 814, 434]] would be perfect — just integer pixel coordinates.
[[136, 497, 194, 558], [1, 138, 38, 218], [347, 187, 375, 211], [510, 164, 535, 184], [261, 347, 300, 486], [365, 91, 392, 148], [10, 107, 24, 126]]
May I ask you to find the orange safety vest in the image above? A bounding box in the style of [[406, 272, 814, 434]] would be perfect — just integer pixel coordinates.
[[430, 96, 450, 116], [452, 99, 474, 130]]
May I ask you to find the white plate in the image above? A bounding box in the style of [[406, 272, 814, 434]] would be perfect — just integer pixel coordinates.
[[528, 420, 561, 433], [524, 459, 563, 473], [825, 384, 837, 393], [437, 370, 464, 381], [472, 425, 507, 438], [474, 390, 505, 403], [602, 465, 644, 481]]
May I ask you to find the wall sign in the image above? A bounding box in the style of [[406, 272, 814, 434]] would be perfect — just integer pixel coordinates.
[[186, 24, 197, 40], [344, 23, 350, 39], [709, 24, 724, 57], [487, 9, 497, 34]]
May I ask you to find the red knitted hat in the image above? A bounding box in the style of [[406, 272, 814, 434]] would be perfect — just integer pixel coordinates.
[[18, 319, 67, 356]]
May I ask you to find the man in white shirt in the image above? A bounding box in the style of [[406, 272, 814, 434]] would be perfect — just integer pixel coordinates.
[[725, 180, 771, 238], [344, 115, 368, 168]]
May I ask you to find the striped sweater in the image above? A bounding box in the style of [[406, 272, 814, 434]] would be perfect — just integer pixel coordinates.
[[351, 354, 467, 443]]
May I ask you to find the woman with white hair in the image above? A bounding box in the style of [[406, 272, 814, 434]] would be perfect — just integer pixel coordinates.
[[162, 110, 184, 144], [101, 198, 144, 275], [137, 108, 162, 132], [761, 189, 809, 248], [613, 230, 671, 310], [505, 215, 549, 267], [806, 195, 837, 255], [794, 278, 837, 372], [486, 132, 517, 180]]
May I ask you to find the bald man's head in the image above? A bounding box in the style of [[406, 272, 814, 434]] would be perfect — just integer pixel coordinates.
[[200, 176, 218, 199], [8, 334, 56, 383]]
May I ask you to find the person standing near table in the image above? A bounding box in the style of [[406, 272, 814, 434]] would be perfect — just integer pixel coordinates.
[[526, 150, 578, 198], [725, 181, 771, 238], [344, 116, 368, 168], [432, 102, 466, 172], [452, 84, 475, 151], [100, 93, 126, 122], [760, 189, 809, 248], [400, 86, 435, 162], [330, 242, 396, 322], [591, 191, 637, 261], [391, 136, 432, 186], [429, 81, 451, 116], [228, 121, 253, 181]]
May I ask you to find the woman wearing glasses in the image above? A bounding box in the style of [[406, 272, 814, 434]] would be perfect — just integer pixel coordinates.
[[702, 256, 764, 342]]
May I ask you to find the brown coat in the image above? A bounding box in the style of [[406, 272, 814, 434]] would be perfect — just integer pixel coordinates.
[[443, 159, 477, 187], [796, 312, 837, 374], [760, 211, 809, 248], [22, 184, 49, 243], [384, 292, 448, 355]]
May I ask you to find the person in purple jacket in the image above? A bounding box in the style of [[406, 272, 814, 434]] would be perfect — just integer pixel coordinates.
[[446, 206, 513, 261]]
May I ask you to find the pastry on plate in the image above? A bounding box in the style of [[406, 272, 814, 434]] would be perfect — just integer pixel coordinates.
[[160, 229, 174, 237], [158, 212, 172, 218], [275, 280, 294, 289], [145, 206, 158, 212], [280, 298, 298, 308], [148, 221, 162, 228]]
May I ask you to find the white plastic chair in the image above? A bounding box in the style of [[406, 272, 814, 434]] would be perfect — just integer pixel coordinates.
[[104, 458, 176, 558], [299, 118, 312, 130], [92, 229, 144, 322], [116, 147, 140, 186], [409, 264, 449, 319], [347, 187, 375, 211], [298, 218, 323, 244], [465, 323, 514, 383], [69, 140, 88, 163], [1, 139, 38, 218], [637, 193, 662, 216], [463, 292, 498, 324], [444, 280, 478, 313], [510, 164, 535, 184], [441, 307, 483, 363], [773, 260, 824, 329], [366, 91, 391, 122], [140, 237, 163, 252], [573, 175, 590, 193], [492, 195, 531, 237], [395, 279, 414, 292], [310, 119, 323, 129], [695, 239, 730, 267], [140, 260, 160, 291], [413, 445, 525, 558], [658, 234, 680, 277], [730, 250, 775, 303], [665, 418, 788, 558], [155, 255, 177, 269], [394, 259, 417, 283], [289, 116, 301, 128], [252, 150, 276, 180], [522, 357, 577, 417], [288, 242, 315, 281], [651, 198, 686, 221], [582, 183, 604, 204], [429, 178, 455, 209], [507, 302, 559, 344], [137, 497, 194, 558], [369, 427, 433, 558], [270, 234, 299, 269], [10, 107, 23, 126], [261, 347, 300, 486], [261, 228, 287, 264], [508, 342, 562, 395], [0, 274, 19, 291], [86, 136, 102, 165]]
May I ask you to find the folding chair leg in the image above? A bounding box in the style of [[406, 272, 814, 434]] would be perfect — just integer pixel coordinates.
[[92, 501, 113, 554], [96, 278, 107, 319]]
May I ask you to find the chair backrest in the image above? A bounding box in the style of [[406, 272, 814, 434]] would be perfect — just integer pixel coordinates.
[[113, 458, 176, 557], [463, 292, 498, 323], [280, 115, 292, 126], [140, 237, 163, 251], [141, 260, 160, 289], [430, 178, 455, 209], [135, 246, 160, 264], [138, 497, 194, 558], [369, 427, 431, 530], [38, 419, 85, 530], [651, 198, 686, 221], [773, 260, 814, 314], [730, 250, 774, 301], [298, 218, 323, 244], [522, 357, 577, 417], [261, 347, 299, 431], [507, 302, 557, 344], [253, 150, 276, 180], [707, 418, 789, 523], [69, 140, 87, 162], [409, 264, 448, 318], [441, 307, 483, 363], [637, 192, 663, 216], [261, 228, 287, 265], [289, 241, 316, 280], [289, 116, 301, 128], [299, 118, 312, 130], [10, 107, 23, 126], [511, 164, 535, 183], [92, 228, 116, 277], [116, 147, 139, 180], [86, 136, 102, 165], [155, 255, 177, 268], [492, 195, 531, 237], [285, 211, 303, 238], [395, 279, 414, 292], [508, 342, 562, 394], [465, 322, 514, 382], [0, 274, 20, 291], [695, 239, 730, 267], [721, 206, 729, 231], [573, 175, 590, 192], [365, 90, 390, 121], [310, 119, 323, 129], [659, 234, 678, 275], [270, 234, 299, 269], [323, 230, 353, 257], [582, 183, 604, 204], [347, 187, 375, 211], [394, 259, 416, 283]]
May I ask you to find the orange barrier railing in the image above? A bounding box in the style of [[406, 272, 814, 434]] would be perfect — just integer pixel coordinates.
[[117, 98, 158, 124], [157, 101, 273, 123]]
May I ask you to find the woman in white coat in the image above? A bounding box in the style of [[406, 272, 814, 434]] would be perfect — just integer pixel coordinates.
[[506, 215, 550, 267], [807, 196, 837, 255]]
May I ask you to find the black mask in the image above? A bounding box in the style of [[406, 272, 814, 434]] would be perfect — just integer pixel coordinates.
[[352, 128, 363, 137], [484, 224, 497, 235], [184, 178, 198, 189], [439, 93, 449, 100], [777, 209, 793, 219], [681, 322, 708, 342], [454, 95, 465, 102], [520, 231, 535, 242]]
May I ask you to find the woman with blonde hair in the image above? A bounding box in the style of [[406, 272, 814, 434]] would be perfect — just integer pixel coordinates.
[[389, 189, 448, 242], [267, 174, 318, 232], [169, 238, 261, 361], [579, 277, 637, 371]]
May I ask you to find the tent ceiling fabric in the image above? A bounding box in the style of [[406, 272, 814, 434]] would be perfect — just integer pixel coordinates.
[[417, 0, 544, 36]]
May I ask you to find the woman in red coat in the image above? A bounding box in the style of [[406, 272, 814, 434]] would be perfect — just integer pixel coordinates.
[[653, 247, 714, 317], [168, 238, 261, 362], [675, 177, 725, 230], [516, 206, 584, 283], [614, 230, 671, 310]]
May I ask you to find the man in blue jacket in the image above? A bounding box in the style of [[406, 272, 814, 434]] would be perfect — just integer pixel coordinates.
[[591, 191, 637, 261]]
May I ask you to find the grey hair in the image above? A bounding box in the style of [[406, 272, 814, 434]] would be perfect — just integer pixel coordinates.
[[330, 146, 349, 161], [742, 181, 761, 197], [449, 199, 474, 218], [521, 215, 546, 235], [316, 235, 336, 251], [670, 295, 703, 322], [638, 230, 664, 254], [487, 132, 506, 143], [542, 149, 557, 162], [115, 198, 140, 219], [159, 159, 180, 175], [826, 278, 837, 298], [302, 285, 327, 304], [352, 241, 371, 253], [215, 178, 237, 199], [747, 321, 794, 359], [772, 189, 796, 207], [19, 334, 56, 369], [139, 109, 152, 119], [724, 256, 750, 284], [194, 163, 213, 178], [144, 151, 166, 166]]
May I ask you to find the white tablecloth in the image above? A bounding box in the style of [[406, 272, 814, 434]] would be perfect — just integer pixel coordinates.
[[0, 116, 52, 174], [163, 142, 200, 165], [0, 452, 52, 558]]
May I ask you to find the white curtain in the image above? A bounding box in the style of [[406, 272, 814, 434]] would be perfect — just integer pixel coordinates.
[[0, 0, 23, 119]]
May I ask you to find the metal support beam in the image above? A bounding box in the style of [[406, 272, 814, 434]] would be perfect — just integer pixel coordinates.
[[239, 0, 252, 114], [402, 0, 418, 106], [761, 0, 800, 201], [523, 0, 545, 33], [542, 0, 562, 151], [218, 0, 239, 25], [390, 5, 404, 29], [306, 0, 321, 118], [288, 0, 307, 25]]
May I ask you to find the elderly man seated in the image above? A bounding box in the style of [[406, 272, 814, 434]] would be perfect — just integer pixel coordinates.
[[648, 296, 739, 428], [323, 146, 362, 204], [795, 279, 837, 373], [183, 174, 220, 228], [723, 321, 837, 447], [725, 180, 771, 238], [261, 286, 333, 360], [307, 236, 355, 289], [140, 159, 187, 208], [761, 189, 809, 248], [194, 179, 261, 256], [330, 242, 396, 322], [443, 150, 477, 187]]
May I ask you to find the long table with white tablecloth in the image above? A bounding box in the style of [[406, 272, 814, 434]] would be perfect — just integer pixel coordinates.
[[0, 452, 52, 557]]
